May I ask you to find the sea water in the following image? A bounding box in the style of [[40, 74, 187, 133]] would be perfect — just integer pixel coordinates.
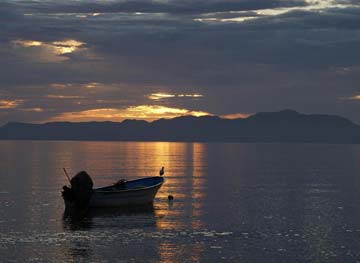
[[0, 141, 360, 262]]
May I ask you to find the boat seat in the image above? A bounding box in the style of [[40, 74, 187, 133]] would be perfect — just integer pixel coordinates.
[[113, 179, 127, 190]]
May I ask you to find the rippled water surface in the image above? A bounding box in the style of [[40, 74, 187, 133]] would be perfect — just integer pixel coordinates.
[[1, 141, 360, 262]]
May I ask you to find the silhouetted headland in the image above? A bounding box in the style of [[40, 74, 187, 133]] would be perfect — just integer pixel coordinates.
[[1, 110, 359, 143]]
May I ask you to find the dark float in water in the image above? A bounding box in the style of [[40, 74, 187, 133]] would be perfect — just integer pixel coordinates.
[[62, 167, 165, 218]]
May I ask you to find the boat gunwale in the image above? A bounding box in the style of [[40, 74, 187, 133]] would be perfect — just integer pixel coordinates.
[[93, 177, 164, 194]]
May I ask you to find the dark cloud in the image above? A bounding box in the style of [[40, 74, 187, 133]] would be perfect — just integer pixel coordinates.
[[0, 2, 23, 22], [18, 0, 307, 15], [337, 0, 360, 5]]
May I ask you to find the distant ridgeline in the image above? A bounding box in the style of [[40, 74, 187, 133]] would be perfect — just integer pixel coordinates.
[[1, 110, 360, 143]]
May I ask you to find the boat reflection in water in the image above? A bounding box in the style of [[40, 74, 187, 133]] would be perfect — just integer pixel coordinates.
[[63, 204, 157, 231], [61, 204, 159, 262]]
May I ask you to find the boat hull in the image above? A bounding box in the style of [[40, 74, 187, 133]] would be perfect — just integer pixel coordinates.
[[87, 176, 164, 208], [89, 183, 163, 208]]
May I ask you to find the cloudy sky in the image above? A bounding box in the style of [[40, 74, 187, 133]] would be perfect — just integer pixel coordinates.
[[1, 0, 360, 124]]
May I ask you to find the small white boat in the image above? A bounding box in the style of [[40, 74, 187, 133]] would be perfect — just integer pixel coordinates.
[[62, 168, 165, 217], [90, 176, 164, 207]]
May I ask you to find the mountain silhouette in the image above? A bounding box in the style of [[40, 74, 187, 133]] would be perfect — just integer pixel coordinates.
[[1, 110, 359, 143]]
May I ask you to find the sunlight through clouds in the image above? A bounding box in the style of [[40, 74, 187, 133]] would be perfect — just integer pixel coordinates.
[[51, 40, 85, 55], [21, 107, 44, 112], [0, 100, 23, 109], [13, 40, 42, 47], [45, 95, 84, 99], [12, 39, 86, 62], [50, 105, 211, 122], [148, 93, 204, 100], [344, 95, 360, 100], [194, 0, 356, 23], [221, 113, 253, 119]]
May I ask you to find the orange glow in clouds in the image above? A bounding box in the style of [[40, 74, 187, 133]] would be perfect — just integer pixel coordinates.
[[22, 108, 44, 112], [349, 95, 360, 100], [221, 112, 252, 119], [0, 99, 23, 109], [50, 105, 211, 122]]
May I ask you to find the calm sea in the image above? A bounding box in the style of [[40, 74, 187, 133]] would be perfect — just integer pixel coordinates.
[[1, 141, 360, 262]]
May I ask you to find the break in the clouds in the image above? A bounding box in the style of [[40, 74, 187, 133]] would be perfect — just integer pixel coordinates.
[[1, 0, 360, 124]]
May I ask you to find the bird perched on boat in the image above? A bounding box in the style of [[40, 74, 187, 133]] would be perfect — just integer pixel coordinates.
[[160, 166, 165, 176]]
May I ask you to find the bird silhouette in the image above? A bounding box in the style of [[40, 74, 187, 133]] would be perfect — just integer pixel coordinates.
[[159, 167, 165, 176]]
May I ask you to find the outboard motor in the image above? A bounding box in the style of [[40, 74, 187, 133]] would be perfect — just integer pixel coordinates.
[[62, 171, 94, 217]]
